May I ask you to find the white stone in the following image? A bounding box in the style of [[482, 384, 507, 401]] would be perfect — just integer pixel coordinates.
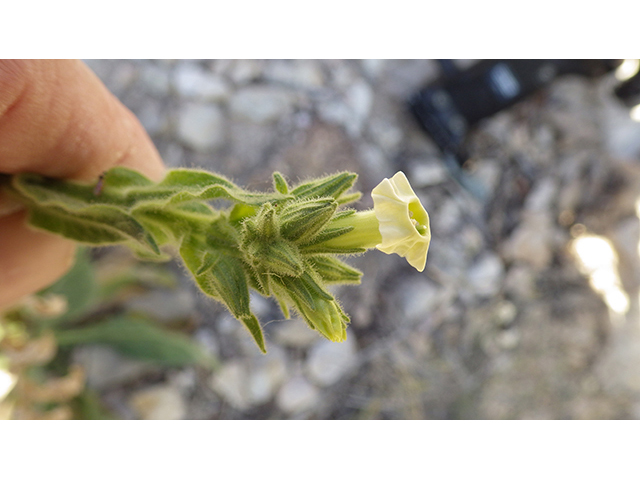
[[263, 60, 324, 89], [346, 80, 373, 131], [177, 103, 224, 151], [210, 360, 251, 410], [410, 161, 449, 187], [360, 59, 386, 80], [502, 213, 554, 271], [246, 347, 288, 404], [210, 347, 289, 409], [524, 177, 557, 213], [174, 63, 229, 100], [129, 385, 186, 420], [467, 252, 505, 298], [272, 319, 321, 348], [126, 289, 196, 323], [305, 334, 358, 387], [398, 277, 442, 323], [276, 375, 320, 414], [73, 345, 160, 390], [140, 64, 171, 96], [229, 87, 295, 124]]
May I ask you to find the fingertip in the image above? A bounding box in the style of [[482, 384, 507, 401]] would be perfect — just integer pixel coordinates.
[[0, 210, 76, 311]]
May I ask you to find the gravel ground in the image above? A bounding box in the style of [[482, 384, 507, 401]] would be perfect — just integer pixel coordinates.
[[77, 59, 640, 419]]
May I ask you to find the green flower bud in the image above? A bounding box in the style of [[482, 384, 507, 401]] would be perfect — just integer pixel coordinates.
[[296, 297, 349, 342], [272, 172, 289, 194], [279, 198, 337, 243]]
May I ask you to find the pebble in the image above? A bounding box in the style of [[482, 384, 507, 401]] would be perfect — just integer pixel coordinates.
[[272, 319, 322, 349], [345, 80, 374, 134], [503, 264, 538, 300], [502, 213, 555, 271], [305, 334, 358, 387], [467, 252, 505, 298], [210, 360, 251, 410], [409, 160, 450, 187], [140, 63, 171, 96], [263, 60, 325, 89], [209, 347, 289, 409], [129, 384, 186, 420], [229, 86, 295, 124], [247, 346, 288, 404], [397, 276, 443, 324], [177, 103, 225, 151], [126, 289, 196, 323], [174, 62, 229, 100], [73, 345, 161, 390], [276, 375, 320, 415]]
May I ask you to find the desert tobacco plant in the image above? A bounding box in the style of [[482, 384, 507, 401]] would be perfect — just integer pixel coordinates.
[[2, 169, 431, 352]]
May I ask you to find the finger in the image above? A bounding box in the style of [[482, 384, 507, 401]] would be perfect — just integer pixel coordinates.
[[0, 59, 165, 181], [0, 209, 75, 311]]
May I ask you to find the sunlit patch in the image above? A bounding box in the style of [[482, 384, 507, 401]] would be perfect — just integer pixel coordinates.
[[571, 234, 629, 314], [630, 104, 640, 123], [615, 59, 640, 81], [0, 369, 17, 402]]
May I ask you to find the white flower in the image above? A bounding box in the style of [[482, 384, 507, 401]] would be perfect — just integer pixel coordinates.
[[371, 171, 431, 272]]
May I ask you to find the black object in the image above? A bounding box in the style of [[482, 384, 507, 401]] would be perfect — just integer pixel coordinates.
[[409, 60, 623, 167]]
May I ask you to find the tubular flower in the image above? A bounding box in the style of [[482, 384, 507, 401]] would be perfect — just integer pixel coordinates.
[[371, 171, 431, 272]]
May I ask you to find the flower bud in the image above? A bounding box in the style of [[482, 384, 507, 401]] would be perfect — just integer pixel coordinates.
[[279, 198, 337, 243]]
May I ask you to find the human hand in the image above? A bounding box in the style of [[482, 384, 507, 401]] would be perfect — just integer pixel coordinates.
[[0, 60, 165, 310]]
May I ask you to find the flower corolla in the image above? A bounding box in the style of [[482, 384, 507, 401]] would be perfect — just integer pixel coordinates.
[[371, 171, 431, 272]]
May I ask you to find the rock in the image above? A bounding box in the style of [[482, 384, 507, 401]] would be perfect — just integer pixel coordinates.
[[345, 80, 373, 134], [305, 334, 358, 387], [502, 213, 555, 271], [272, 319, 321, 349], [136, 100, 168, 136], [368, 117, 404, 152], [140, 63, 171, 96], [126, 289, 196, 322], [397, 276, 443, 324], [177, 103, 224, 151], [229, 86, 295, 124], [360, 59, 386, 80], [246, 347, 288, 405], [276, 375, 320, 415], [472, 158, 502, 193], [210, 347, 289, 409], [409, 160, 449, 187], [467, 252, 505, 298], [129, 384, 186, 420], [193, 328, 220, 359], [523, 177, 558, 213], [504, 264, 538, 300], [433, 198, 462, 236], [494, 300, 518, 328], [210, 361, 251, 410], [317, 80, 373, 136], [73, 345, 161, 390], [174, 62, 229, 100], [263, 60, 325, 89]]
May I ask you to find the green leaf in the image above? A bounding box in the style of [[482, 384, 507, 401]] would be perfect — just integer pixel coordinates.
[[180, 235, 266, 353], [291, 172, 358, 201], [55, 316, 214, 367], [308, 256, 362, 284], [38, 248, 98, 325], [137, 169, 291, 207], [272, 172, 289, 194], [27, 204, 160, 256], [72, 389, 115, 420]]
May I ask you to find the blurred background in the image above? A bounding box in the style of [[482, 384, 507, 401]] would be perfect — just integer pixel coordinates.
[[5, 59, 640, 419]]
